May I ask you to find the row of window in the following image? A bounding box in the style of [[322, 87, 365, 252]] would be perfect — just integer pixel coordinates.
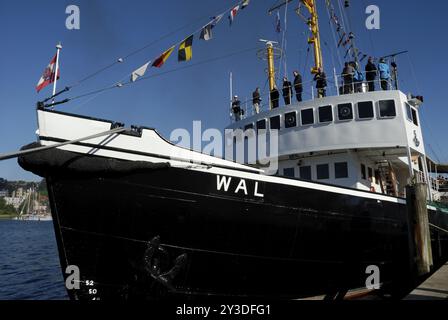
[[283, 162, 349, 180], [244, 100, 397, 131]]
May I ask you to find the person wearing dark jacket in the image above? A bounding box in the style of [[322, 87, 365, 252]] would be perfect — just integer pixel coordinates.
[[231, 95, 243, 121], [270, 86, 280, 109], [282, 77, 293, 105], [342, 62, 354, 94], [252, 87, 261, 114], [365, 57, 377, 92], [314, 68, 327, 98], [293, 71, 303, 102]]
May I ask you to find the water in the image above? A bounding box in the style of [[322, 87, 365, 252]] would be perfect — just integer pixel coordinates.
[[0, 220, 68, 300]]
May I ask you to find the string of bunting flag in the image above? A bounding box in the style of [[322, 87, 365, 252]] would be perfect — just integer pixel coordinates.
[[129, 0, 251, 83], [325, 0, 370, 63]]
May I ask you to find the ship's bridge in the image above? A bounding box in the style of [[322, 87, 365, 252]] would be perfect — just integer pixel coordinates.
[[226, 90, 424, 157], [225, 89, 438, 200]]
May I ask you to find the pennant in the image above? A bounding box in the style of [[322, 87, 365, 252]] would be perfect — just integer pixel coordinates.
[[131, 61, 150, 82], [200, 14, 223, 41], [241, 0, 250, 9], [36, 54, 60, 93], [360, 54, 368, 62], [275, 11, 281, 33], [200, 24, 213, 41], [229, 5, 239, 26], [178, 35, 193, 62], [152, 46, 175, 68], [211, 14, 223, 27]]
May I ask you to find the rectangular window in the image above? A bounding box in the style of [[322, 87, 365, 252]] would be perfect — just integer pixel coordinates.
[[357, 101, 374, 119], [318, 105, 333, 123], [284, 112, 297, 128], [283, 168, 295, 178], [301, 108, 314, 125], [361, 164, 366, 180], [299, 166, 312, 180], [405, 103, 413, 122], [368, 167, 373, 180], [411, 108, 419, 126], [337, 103, 353, 121], [270, 115, 281, 130], [379, 100, 396, 118], [256, 119, 266, 130], [335, 162, 348, 179], [316, 164, 330, 180]]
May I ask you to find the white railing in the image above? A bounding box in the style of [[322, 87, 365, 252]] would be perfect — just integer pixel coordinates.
[[415, 171, 440, 191], [231, 70, 398, 122]]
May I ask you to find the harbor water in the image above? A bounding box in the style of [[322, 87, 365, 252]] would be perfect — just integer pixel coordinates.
[[0, 220, 68, 300]]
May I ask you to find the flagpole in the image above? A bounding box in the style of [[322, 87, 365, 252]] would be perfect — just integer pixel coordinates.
[[52, 42, 62, 103]]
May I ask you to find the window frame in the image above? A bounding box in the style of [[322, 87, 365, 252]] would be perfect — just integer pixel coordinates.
[[316, 164, 330, 180], [256, 119, 267, 131], [299, 165, 312, 181], [318, 105, 333, 123], [270, 115, 281, 130], [284, 111, 297, 128], [378, 99, 397, 118], [301, 108, 315, 126], [357, 101, 375, 120], [337, 103, 354, 121], [283, 167, 295, 178], [334, 162, 349, 179]]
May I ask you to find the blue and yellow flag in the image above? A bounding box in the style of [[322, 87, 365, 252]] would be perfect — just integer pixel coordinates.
[[178, 35, 193, 62]]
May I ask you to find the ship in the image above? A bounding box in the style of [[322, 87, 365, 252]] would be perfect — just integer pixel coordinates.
[[17, 0, 448, 300]]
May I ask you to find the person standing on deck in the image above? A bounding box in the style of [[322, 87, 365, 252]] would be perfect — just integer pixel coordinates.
[[270, 85, 280, 109], [231, 95, 243, 121], [353, 63, 364, 93], [252, 87, 261, 114], [314, 68, 327, 98], [342, 62, 354, 94], [282, 77, 293, 105], [378, 58, 391, 90], [293, 71, 303, 102], [365, 57, 377, 92]]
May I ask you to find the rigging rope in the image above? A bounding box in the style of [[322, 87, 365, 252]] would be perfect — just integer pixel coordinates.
[[61, 1, 246, 92], [66, 46, 260, 103], [406, 53, 448, 163]]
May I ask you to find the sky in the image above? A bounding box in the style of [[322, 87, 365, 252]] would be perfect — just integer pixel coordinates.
[[0, 0, 447, 181]]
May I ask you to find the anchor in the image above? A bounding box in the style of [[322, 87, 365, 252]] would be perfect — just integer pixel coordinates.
[[143, 236, 188, 292]]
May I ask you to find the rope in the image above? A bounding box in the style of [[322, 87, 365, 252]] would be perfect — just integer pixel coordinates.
[[64, 2, 239, 90], [0, 127, 126, 161], [406, 53, 448, 163], [67, 46, 260, 104]]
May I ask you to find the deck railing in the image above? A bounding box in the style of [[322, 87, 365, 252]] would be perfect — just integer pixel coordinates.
[[231, 70, 398, 121]]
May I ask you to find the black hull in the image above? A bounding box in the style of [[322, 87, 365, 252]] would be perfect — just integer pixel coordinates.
[[19, 145, 448, 300]]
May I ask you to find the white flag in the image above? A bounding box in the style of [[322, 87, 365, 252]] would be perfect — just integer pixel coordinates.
[[131, 61, 150, 82]]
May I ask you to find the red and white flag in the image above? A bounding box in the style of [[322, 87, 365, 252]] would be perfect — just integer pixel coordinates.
[[229, 5, 239, 26], [36, 54, 60, 93]]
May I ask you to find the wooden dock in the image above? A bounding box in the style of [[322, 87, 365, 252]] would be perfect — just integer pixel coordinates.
[[404, 262, 448, 300]]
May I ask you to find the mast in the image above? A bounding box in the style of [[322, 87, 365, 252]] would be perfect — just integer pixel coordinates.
[[301, 0, 323, 74], [266, 42, 276, 92], [268, 1, 323, 76]]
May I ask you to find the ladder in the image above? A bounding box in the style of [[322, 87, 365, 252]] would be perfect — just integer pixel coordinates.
[[377, 161, 398, 197]]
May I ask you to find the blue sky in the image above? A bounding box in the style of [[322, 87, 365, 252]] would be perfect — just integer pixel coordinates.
[[0, 0, 447, 181]]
